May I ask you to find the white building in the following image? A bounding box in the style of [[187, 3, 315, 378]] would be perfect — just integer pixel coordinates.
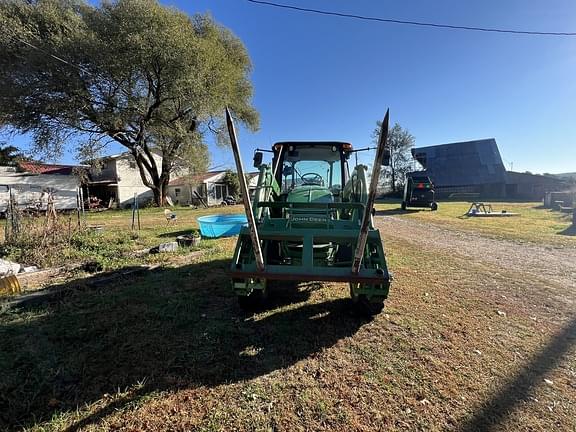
[[86, 153, 164, 208], [0, 162, 82, 212]]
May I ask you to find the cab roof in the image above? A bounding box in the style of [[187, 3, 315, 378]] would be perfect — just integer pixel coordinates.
[[273, 141, 352, 149]]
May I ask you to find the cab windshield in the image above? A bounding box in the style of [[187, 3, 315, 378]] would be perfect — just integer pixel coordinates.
[[280, 145, 342, 193]]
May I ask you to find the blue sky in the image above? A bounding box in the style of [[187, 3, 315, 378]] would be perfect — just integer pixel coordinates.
[[10, 0, 576, 173]]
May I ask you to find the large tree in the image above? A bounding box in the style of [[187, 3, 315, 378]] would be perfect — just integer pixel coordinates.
[[0, 0, 258, 205], [372, 121, 415, 193]]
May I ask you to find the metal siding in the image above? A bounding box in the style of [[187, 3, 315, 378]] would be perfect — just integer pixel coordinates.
[[413, 139, 506, 187]]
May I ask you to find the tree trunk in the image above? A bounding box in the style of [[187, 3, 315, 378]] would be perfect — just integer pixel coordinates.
[[153, 171, 171, 207], [152, 182, 170, 206], [130, 145, 172, 207], [152, 187, 163, 207]]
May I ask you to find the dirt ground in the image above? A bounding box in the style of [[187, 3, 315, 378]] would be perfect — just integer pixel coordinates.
[[377, 215, 576, 308], [1, 211, 575, 431]]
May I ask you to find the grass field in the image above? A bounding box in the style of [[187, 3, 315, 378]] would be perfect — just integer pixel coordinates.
[[376, 200, 575, 246], [0, 202, 574, 431], [3, 201, 572, 272]]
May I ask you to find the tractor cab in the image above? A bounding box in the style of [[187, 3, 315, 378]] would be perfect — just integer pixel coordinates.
[[401, 173, 438, 211], [274, 142, 349, 205], [227, 109, 392, 316]]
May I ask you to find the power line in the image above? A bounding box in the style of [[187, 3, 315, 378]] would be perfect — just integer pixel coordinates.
[[246, 0, 576, 37], [7, 32, 94, 76]]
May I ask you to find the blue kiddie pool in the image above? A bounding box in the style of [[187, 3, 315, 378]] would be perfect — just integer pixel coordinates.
[[196, 214, 248, 238]]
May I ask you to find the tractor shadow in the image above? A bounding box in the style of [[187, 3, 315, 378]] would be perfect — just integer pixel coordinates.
[[457, 315, 576, 431], [375, 208, 423, 216], [0, 260, 366, 431], [264, 280, 324, 309]]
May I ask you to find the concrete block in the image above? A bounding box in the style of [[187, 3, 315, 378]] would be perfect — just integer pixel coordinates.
[[158, 241, 178, 253]]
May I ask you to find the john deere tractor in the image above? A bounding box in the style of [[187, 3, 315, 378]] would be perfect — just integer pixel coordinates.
[[226, 108, 392, 315]]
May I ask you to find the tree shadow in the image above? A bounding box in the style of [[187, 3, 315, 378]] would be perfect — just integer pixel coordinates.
[[0, 260, 366, 431], [457, 315, 576, 431]]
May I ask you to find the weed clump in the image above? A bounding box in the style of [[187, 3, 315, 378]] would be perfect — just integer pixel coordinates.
[[1, 212, 133, 270], [1, 211, 81, 268]]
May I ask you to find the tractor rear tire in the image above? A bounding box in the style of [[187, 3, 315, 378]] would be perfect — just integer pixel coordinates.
[[401, 201, 407, 211]]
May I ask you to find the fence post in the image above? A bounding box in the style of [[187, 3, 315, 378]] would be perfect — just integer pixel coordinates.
[[136, 194, 141, 230], [131, 193, 136, 231], [131, 193, 141, 232], [76, 188, 81, 228]]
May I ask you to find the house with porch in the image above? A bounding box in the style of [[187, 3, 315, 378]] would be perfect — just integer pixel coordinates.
[[167, 171, 230, 206], [85, 152, 163, 208]]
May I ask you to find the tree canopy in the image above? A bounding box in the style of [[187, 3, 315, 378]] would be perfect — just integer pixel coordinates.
[[372, 121, 415, 194], [0, 0, 259, 205], [0, 144, 25, 166]]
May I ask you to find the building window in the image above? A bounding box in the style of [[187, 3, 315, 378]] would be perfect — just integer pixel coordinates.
[[174, 188, 181, 197]]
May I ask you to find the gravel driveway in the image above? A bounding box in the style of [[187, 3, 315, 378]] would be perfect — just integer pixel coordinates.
[[377, 215, 576, 299]]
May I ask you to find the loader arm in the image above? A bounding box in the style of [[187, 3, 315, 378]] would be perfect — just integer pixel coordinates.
[[225, 108, 265, 272], [351, 110, 390, 275]]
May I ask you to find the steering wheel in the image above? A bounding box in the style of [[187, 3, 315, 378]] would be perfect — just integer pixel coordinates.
[[301, 172, 324, 186]]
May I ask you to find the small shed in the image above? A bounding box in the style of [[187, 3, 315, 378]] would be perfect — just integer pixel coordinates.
[[0, 162, 83, 212]]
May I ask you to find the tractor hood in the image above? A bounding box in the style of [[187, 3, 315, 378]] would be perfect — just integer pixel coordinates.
[[287, 186, 333, 204]]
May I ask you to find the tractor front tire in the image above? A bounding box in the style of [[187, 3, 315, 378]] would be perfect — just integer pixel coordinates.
[[352, 295, 384, 317], [350, 284, 385, 317]]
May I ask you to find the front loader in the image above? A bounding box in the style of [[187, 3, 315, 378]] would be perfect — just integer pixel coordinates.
[[226, 108, 392, 315]]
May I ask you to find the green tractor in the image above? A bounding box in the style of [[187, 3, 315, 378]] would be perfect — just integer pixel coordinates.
[[226, 108, 392, 315]]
